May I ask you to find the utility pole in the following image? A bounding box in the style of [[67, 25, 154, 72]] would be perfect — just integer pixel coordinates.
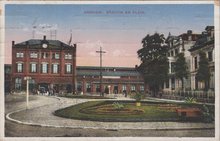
[[24, 76, 31, 109], [96, 47, 106, 96]]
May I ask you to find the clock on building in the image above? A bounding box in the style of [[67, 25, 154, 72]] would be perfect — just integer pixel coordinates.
[[42, 43, 48, 48]]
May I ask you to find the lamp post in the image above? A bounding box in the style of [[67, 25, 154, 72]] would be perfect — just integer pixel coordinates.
[[96, 47, 106, 96], [24, 76, 31, 109]]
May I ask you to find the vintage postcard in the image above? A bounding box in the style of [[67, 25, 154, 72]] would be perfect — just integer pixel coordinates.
[[0, 1, 219, 141]]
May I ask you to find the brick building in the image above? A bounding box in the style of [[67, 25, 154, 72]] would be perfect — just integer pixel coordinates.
[[76, 66, 146, 94], [11, 36, 76, 93]]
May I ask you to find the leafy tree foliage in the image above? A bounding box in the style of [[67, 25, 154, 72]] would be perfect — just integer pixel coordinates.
[[174, 53, 188, 90], [137, 33, 169, 96], [196, 51, 211, 91]]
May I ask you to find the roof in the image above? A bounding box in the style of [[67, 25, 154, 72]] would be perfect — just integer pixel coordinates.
[[188, 34, 214, 52], [178, 33, 201, 41], [188, 39, 214, 52], [76, 66, 140, 77], [205, 26, 214, 31], [13, 38, 73, 49]]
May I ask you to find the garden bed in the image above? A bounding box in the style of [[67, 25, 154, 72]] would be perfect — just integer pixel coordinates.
[[54, 100, 213, 122]]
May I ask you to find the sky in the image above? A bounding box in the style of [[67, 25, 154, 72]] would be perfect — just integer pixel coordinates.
[[5, 4, 214, 67]]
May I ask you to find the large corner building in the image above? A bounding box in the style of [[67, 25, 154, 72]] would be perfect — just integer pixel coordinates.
[[11, 36, 77, 93]]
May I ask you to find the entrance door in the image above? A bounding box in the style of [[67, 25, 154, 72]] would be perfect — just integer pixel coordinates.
[[113, 85, 118, 94]]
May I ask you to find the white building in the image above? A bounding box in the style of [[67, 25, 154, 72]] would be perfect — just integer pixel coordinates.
[[164, 30, 201, 91], [188, 26, 215, 90]]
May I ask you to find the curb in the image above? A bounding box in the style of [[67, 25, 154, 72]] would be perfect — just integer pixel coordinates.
[[6, 96, 215, 131]]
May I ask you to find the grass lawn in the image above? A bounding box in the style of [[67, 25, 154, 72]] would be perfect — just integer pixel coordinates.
[[54, 100, 211, 122]]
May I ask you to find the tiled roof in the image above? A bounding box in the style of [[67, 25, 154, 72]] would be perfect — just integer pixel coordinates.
[[14, 39, 71, 49]]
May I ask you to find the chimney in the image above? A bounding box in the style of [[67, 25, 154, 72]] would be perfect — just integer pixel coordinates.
[[73, 44, 77, 48], [43, 35, 46, 40], [187, 30, 192, 35], [12, 41, 15, 46]]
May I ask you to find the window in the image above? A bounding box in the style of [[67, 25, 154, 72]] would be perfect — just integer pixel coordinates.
[[52, 53, 60, 59], [15, 78, 22, 90], [16, 52, 24, 58], [96, 85, 100, 92], [30, 52, 38, 58], [77, 82, 82, 92], [131, 85, 136, 91], [52, 64, 59, 74], [86, 82, 91, 92], [166, 79, 169, 88], [65, 64, 72, 73], [171, 62, 175, 73], [65, 53, 72, 59], [41, 63, 48, 73], [30, 63, 37, 73], [208, 51, 213, 62], [194, 56, 198, 69], [122, 85, 127, 91], [171, 51, 174, 57], [17, 63, 23, 73], [140, 85, 145, 92], [41, 52, 49, 59], [175, 49, 179, 55]]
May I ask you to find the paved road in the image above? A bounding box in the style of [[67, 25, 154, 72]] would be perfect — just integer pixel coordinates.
[[5, 94, 215, 137]]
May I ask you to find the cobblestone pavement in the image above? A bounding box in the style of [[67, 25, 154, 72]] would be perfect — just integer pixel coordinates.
[[6, 94, 214, 131]]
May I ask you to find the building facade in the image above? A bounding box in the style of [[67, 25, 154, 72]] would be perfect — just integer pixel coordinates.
[[164, 30, 201, 91], [5, 64, 12, 93], [189, 26, 215, 90], [76, 66, 146, 94], [11, 36, 76, 93]]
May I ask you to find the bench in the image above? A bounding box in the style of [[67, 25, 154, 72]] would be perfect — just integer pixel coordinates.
[[176, 108, 202, 118]]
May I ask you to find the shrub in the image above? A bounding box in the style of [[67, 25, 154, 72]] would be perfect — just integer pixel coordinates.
[[185, 97, 197, 104], [112, 102, 124, 111], [202, 104, 214, 123], [131, 92, 144, 102]]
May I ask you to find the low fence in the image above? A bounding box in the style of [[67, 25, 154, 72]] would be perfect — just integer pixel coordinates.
[[162, 90, 215, 103]]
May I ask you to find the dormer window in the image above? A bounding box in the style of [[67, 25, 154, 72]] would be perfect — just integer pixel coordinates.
[[65, 53, 72, 59]]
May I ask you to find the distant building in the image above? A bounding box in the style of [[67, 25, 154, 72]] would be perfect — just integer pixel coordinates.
[[5, 64, 12, 93], [11, 36, 77, 93], [164, 30, 201, 91], [76, 66, 146, 94], [189, 26, 215, 90]]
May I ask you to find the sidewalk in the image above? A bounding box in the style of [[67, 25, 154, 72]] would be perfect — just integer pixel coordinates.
[[6, 95, 215, 130]]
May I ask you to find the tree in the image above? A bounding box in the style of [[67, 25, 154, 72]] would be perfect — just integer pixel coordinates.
[[196, 51, 211, 91], [174, 53, 188, 90], [137, 33, 169, 97]]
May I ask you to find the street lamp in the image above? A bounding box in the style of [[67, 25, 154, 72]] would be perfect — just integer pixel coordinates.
[[96, 47, 106, 96], [24, 76, 31, 109]]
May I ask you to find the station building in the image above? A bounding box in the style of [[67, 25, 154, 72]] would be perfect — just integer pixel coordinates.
[[76, 66, 146, 94], [11, 36, 77, 93], [11, 36, 146, 95]]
